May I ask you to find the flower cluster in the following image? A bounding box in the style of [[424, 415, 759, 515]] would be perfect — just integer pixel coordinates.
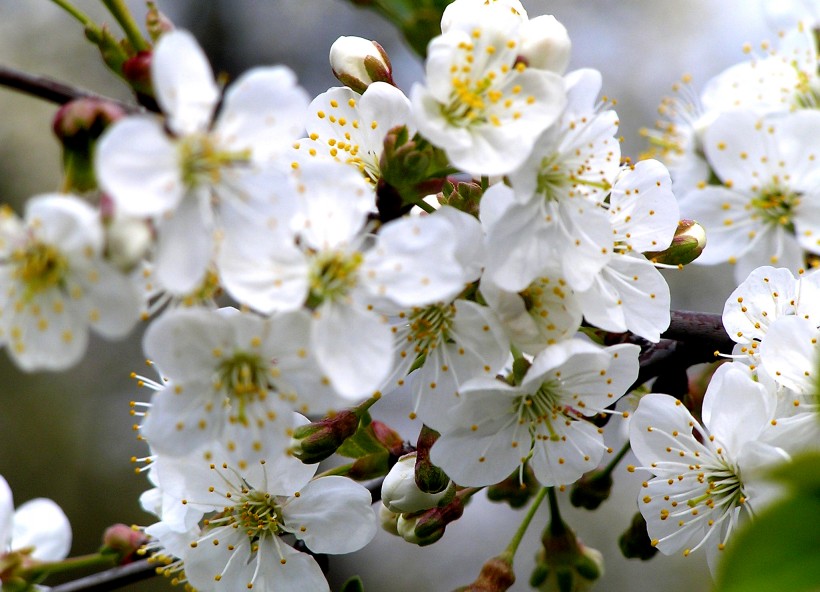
[[628, 265, 819, 571], [646, 19, 820, 281], [12, 0, 820, 590]]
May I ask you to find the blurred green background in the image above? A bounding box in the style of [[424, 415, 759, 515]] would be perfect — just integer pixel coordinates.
[[0, 1, 783, 590]]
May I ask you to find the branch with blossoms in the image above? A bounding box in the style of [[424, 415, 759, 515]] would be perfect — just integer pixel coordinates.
[[1, 1, 819, 592]]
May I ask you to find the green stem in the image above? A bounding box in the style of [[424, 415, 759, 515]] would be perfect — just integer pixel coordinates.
[[21, 552, 117, 581], [354, 393, 382, 415], [316, 462, 354, 478], [408, 196, 436, 214], [100, 0, 150, 51], [601, 440, 631, 476], [46, 0, 96, 28], [547, 486, 567, 536], [504, 485, 549, 558]]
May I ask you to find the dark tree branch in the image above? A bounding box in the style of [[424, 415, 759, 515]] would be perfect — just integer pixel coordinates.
[[49, 560, 156, 592], [0, 65, 139, 113]]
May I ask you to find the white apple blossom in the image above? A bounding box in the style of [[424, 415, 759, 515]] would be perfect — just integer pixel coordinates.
[[629, 367, 792, 574], [411, 4, 565, 175], [139, 306, 341, 462], [0, 196, 140, 371], [219, 160, 466, 398], [0, 475, 71, 563], [96, 29, 309, 295], [440, 0, 528, 34], [431, 339, 639, 487], [679, 109, 820, 281], [575, 159, 679, 342], [481, 68, 620, 292], [143, 448, 376, 592], [292, 81, 413, 186], [480, 267, 583, 355]]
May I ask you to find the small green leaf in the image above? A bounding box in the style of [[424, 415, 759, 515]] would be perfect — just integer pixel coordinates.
[[714, 492, 820, 592], [336, 424, 387, 459], [340, 575, 365, 592]]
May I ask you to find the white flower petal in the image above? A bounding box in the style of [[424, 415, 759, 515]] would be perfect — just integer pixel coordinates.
[[285, 476, 376, 554], [12, 498, 71, 561], [152, 30, 219, 136], [96, 118, 182, 217], [0, 476, 13, 548], [216, 66, 309, 163], [154, 193, 212, 295], [312, 302, 392, 398]]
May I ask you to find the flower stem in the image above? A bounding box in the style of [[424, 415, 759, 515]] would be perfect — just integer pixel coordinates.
[[602, 440, 631, 476], [547, 486, 567, 536], [408, 196, 436, 214], [46, 0, 96, 28], [100, 0, 150, 51], [21, 552, 117, 582], [504, 485, 549, 558]]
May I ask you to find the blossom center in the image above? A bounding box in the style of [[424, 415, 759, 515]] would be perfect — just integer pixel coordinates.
[[227, 489, 284, 540], [215, 351, 268, 424], [12, 242, 68, 297], [178, 133, 251, 190], [514, 380, 564, 441], [750, 185, 800, 231], [307, 250, 363, 306], [407, 303, 456, 357]]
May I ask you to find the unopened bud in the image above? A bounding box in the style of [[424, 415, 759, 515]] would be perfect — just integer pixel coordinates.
[[146, 1, 174, 42], [569, 470, 613, 510], [518, 15, 571, 74], [289, 410, 360, 464], [122, 51, 154, 98], [330, 36, 394, 94], [101, 523, 148, 564], [618, 512, 658, 561], [437, 179, 483, 217], [643, 219, 706, 266], [486, 465, 539, 509], [453, 554, 516, 592], [383, 453, 451, 514], [370, 420, 406, 457], [398, 494, 465, 546], [53, 98, 126, 192], [532, 540, 604, 591], [415, 425, 449, 494], [379, 504, 401, 536]]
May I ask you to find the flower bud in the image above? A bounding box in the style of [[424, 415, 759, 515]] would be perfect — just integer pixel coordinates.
[[289, 409, 360, 464], [370, 420, 407, 457], [486, 465, 539, 509], [618, 512, 658, 560], [378, 504, 401, 536], [397, 494, 465, 546], [382, 453, 451, 514], [437, 179, 483, 217], [643, 219, 706, 266], [122, 51, 154, 98], [531, 541, 604, 592], [569, 470, 613, 510], [330, 36, 394, 94], [518, 15, 571, 74], [101, 523, 148, 564], [347, 450, 391, 481], [52, 98, 126, 192], [453, 554, 516, 592], [415, 425, 450, 494]]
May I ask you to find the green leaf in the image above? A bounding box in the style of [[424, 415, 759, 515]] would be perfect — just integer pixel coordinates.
[[769, 451, 820, 493], [340, 575, 365, 592], [714, 492, 820, 592], [336, 424, 387, 459]]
